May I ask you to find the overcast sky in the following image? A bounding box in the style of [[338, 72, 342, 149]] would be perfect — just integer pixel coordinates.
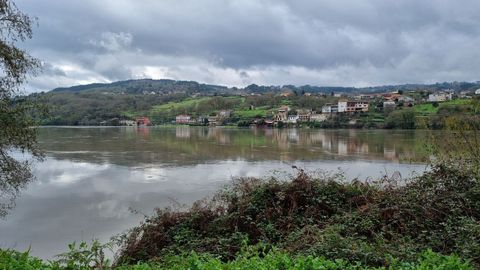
[[15, 0, 480, 92]]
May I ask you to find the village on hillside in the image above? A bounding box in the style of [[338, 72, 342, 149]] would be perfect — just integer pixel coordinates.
[[97, 87, 480, 129], [165, 88, 480, 128]]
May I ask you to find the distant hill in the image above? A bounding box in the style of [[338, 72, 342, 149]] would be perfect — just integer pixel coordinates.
[[50, 79, 480, 95], [51, 79, 233, 95]]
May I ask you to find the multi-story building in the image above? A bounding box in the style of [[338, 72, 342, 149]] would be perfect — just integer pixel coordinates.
[[338, 101, 348, 112], [297, 110, 311, 122], [323, 101, 369, 113], [339, 101, 369, 113], [273, 106, 290, 121], [208, 115, 219, 126], [348, 101, 369, 112]]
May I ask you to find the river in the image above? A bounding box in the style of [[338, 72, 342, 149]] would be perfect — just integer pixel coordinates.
[[0, 126, 431, 259]]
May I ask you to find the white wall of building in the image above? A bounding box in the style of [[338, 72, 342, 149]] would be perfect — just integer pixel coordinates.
[[338, 101, 347, 112]]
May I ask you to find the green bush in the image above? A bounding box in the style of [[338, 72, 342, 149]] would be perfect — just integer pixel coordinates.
[[385, 109, 416, 129], [0, 241, 113, 270], [126, 249, 474, 270], [0, 248, 474, 269], [0, 249, 48, 270]]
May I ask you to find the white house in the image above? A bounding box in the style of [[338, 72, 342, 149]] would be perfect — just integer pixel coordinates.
[[383, 101, 396, 109], [120, 120, 136, 126], [322, 104, 332, 113], [287, 115, 299, 123], [475, 89, 480, 95], [176, 114, 193, 124], [398, 96, 414, 102], [338, 101, 348, 113], [219, 110, 232, 118], [428, 93, 452, 102]]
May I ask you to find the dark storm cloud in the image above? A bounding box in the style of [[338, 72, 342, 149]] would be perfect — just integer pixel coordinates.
[[14, 0, 480, 91]]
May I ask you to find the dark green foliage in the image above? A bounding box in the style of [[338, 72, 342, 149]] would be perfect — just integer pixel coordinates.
[[116, 166, 480, 267], [33, 91, 187, 125], [314, 114, 350, 128], [385, 109, 416, 129], [236, 120, 251, 127]]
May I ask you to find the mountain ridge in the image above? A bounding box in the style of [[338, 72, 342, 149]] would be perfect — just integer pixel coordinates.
[[50, 79, 480, 95]]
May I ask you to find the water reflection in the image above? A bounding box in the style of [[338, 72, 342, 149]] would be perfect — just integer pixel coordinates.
[[0, 127, 431, 259], [38, 127, 427, 166], [0, 152, 36, 219]]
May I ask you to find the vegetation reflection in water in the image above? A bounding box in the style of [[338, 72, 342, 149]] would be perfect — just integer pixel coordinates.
[[37, 126, 434, 166]]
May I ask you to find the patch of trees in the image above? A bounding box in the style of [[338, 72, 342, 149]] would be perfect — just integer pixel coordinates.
[[385, 109, 416, 129], [34, 92, 187, 125]]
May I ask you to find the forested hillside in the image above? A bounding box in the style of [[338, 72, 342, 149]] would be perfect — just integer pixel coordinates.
[[50, 79, 232, 95]]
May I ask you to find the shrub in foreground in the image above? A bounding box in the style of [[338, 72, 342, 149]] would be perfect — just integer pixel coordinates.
[[116, 165, 480, 267], [0, 247, 475, 270], [118, 249, 474, 270]]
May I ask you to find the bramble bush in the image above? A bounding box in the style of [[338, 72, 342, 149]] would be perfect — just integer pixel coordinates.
[[115, 164, 479, 267]]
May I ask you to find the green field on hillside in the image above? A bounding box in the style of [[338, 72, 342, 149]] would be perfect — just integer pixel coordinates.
[[414, 103, 439, 115], [414, 99, 472, 116], [150, 97, 213, 112]]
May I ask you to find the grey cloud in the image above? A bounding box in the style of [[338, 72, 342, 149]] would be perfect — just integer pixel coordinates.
[[89, 32, 133, 52], [41, 62, 66, 77], [14, 0, 480, 91]]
